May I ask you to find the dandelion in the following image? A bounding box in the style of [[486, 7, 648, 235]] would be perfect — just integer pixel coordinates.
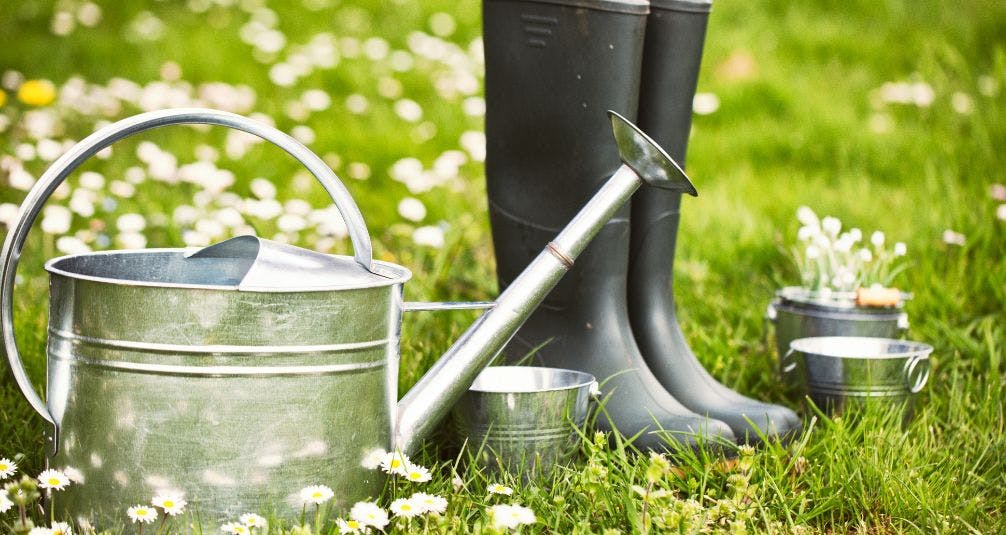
[[487, 483, 513, 496], [127, 505, 157, 524], [0, 458, 17, 479], [220, 522, 249, 534], [37, 469, 70, 491], [50, 521, 72, 535], [299, 485, 334, 505], [335, 518, 364, 533], [349, 501, 389, 530], [404, 463, 432, 483], [17, 80, 57, 106], [0, 91, 6, 107], [389, 497, 422, 518], [152, 494, 186, 516], [379, 451, 410, 476], [411, 492, 448, 515], [488, 504, 536, 530], [239, 513, 266, 528]]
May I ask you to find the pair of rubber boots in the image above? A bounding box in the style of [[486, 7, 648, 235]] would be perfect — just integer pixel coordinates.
[[483, 0, 801, 450]]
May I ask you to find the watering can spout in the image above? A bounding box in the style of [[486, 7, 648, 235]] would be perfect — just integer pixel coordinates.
[[394, 111, 696, 453]]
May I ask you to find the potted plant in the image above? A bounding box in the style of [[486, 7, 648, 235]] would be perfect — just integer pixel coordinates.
[[767, 206, 910, 379]]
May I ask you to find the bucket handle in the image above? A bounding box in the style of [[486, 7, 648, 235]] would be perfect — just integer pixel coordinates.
[[903, 355, 930, 393], [0, 108, 374, 446], [781, 347, 799, 374]]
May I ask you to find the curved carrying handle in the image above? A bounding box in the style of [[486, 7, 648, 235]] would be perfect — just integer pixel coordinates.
[[1, 108, 374, 430]]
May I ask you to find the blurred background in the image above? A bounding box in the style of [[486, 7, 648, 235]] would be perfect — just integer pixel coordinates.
[[0, 1, 1004, 518]]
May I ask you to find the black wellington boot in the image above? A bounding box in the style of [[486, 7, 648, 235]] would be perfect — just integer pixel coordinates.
[[483, 0, 735, 451], [629, 0, 801, 443]]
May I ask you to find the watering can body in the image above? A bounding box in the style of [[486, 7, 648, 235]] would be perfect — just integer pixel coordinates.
[[1, 108, 696, 527]]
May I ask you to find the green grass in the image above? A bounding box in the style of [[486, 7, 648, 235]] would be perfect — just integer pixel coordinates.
[[1, 0, 1005, 532]]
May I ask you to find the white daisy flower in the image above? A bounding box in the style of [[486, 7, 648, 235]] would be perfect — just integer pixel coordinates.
[[299, 485, 334, 505], [379, 451, 410, 476], [239, 513, 266, 528], [50, 522, 72, 535], [152, 494, 187, 516], [38, 469, 71, 491], [335, 518, 365, 534], [127, 505, 158, 524], [849, 227, 863, 243], [821, 216, 842, 237], [487, 483, 513, 496], [0, 458, 17, 479], [942, 229, 966, 246], [360, 448, 386, 470], [397, 197, 426, 222], [858, 248, 873, 262], [349, 501, 389, 530], [389, 497, 421, 518], [62, 467, 85, 484], [0, 491, 14, 513], [27, 528, 52, 535], [692, 92, 720, 115], [871, 230, 885, 248], [412, 225, 445, 248], [894, 242, 907, 257], [488, 504, 536, 529], [220, 522, 249, 534], [411, 492, 447, 515], [403, 463, 431, 483], [805, 245, 821, 260]]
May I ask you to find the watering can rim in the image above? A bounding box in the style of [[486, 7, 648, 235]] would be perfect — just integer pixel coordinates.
[[44, 246, 413, 292]]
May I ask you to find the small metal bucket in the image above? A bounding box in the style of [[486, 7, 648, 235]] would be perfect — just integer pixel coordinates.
[[768, 287, 909, 386], [449, 366, 596, 476], [784, 337, 932, 416]]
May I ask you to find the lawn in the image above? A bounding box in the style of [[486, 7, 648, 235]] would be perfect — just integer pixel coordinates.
[[1, 0, 1004, 533]]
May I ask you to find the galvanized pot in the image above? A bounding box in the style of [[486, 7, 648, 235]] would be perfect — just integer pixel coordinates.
[[768, 287, 908, 385], [449, 366, 597, 477], [0, 108, 697, 527], [784, 336, 932, 417]]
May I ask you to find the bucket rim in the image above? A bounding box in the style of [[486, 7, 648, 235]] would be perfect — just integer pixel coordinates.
[[776, 286, 908, 310], [790, 336, 933, 360], [44, 248, 413, 292], [468, 366, 597, 394]]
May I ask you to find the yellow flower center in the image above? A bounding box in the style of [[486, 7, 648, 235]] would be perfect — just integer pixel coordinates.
[[312, 492, 323, 499], [164, 500, 174, 508], [0, 464, 8, 470], [137, 510, 148, 517], [48, 478, 61, 485], [348, 520, 360, 528], [402, 504, 412, 511], [390, 459, 402, 468]]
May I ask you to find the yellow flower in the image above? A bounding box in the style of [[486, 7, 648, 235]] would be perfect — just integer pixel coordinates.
[[0, 91, 6, 107], [17, 80, 57, 106]]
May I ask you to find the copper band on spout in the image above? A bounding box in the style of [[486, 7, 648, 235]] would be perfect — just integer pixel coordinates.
[[546, 241, 574, 270]]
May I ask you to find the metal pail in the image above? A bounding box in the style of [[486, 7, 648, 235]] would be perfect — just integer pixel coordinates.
[[449, 367, 596, 477], [768, 287, 908, 385], [784, 337, 932, 416]]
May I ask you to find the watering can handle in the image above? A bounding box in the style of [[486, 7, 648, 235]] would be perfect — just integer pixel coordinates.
[[0, 108, 374, 433]]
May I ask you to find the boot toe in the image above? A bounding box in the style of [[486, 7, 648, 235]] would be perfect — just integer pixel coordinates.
[[599, 411, 736, 453], [724, 402, 802, 445]]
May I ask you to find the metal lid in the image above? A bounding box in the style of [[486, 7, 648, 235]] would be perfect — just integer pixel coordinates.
[[45, 235, 411, 292]]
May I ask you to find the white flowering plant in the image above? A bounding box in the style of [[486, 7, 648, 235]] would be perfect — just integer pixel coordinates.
[[789, 206, 909, 300]]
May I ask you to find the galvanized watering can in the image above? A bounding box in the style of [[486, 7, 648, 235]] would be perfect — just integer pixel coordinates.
[[0, 108, 696, 525]]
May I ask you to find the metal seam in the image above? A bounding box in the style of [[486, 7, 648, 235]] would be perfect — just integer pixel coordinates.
[[546, 242, 574, 270], [48, 351, 385, 377], [49, 327, 387, 355]]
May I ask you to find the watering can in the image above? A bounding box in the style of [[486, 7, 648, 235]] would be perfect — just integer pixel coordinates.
[[0, 108, 696, 525]]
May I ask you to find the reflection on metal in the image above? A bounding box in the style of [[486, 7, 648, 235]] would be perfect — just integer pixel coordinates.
[[0, 108, 694, 527]]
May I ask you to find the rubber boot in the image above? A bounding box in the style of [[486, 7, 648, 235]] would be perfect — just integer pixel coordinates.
[[628, 0, 801, 443], [483, 0, 735, 451]]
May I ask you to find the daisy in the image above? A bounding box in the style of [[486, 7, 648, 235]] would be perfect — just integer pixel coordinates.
[[220, 522, 249, 534], [379, 451, 409, 476], [127, 505, 158, 524], [388, 497, 421, 518], [360, 448, 386, 470], [488, 504, 536, 530], [487, 483, 513, 496], [152, 494, 187, 516], [349, 501, 389, 530], [37, 469, 70, 491], [239, 513, 266, 528], [0, 458, 16, 479], [50, 522, 72, 535], [403, 463, 431, 483], [0, 490, 13, 513], [27, 528, 52, 535], [299, 485, 334, 505], [411, 492, 447, 515], [335, 518, 365, 534]]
